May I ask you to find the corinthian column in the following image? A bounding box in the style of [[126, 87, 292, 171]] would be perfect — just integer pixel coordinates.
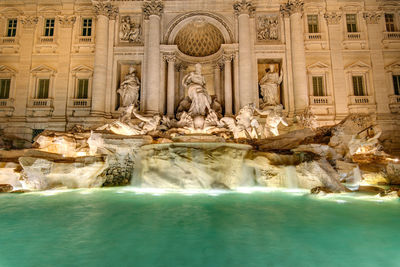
[[234, 0, 255, 108], [281, 0, 308, 113], [91, 1, 117, 116], [164, 53, 176, 117], [223, 53, 234, 116], [143, 0, 164, 114]]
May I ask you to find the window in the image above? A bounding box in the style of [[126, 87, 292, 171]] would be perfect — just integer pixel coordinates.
[[385, 14, 395, 32], [393, 75, 400, 95], [312, 76, 324, 96], [7, 19, 17, 37], [352, 76, 365, 96], [37, 79, 49, 99], [0, 79, 10, 99], [44, 19, 55, 36], [82, 18, 92, 36], [77, 79, 89, 99], [307, 15, 319, 33], [346, 14, 357, 32]]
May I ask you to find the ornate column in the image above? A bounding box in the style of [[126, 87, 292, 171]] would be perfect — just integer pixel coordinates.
[[214, 63, 222, 102], [324, 12, 347, 120], [281, 0, 308, 113], [164, 53, 176, 117], [234, 0, 255, 108], [14, 16, 38, 118], [91, 1, 116, 116], [143, 0, 164, 114], [363, 12, 390, 116], [223, 53, 234, 116]]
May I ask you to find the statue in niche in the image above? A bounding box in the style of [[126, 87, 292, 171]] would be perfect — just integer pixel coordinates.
[[119, 16, 141, 43], [257, 16, 279, 41], [259, 64, 283, 109], [182, 63, 212, 116], [117, 66, 140, 108]]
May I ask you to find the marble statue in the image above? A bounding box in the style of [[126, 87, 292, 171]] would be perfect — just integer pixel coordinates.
[[348, 126, 383, 156], [221, 104, 261, 139], [259, 64, 283, 108], [296, 108, 318, 130], [182, 63, 212, 116], [132, 108, 161, 134], [117, 66, 140, 108], [119, 16, 141, 43], [255, 105, 288, 137]]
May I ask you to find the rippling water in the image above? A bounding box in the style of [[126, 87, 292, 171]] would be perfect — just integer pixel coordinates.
[[0, 188, 399, 267]]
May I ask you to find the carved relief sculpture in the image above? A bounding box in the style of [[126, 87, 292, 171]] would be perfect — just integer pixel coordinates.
[[257, 15, 279, 41], [117, 66, 141, 108], [259, 64, 283, 108], [119, 16, 142, 43]]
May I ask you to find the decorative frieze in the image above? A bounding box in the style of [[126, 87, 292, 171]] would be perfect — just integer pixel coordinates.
[[363, 12, 382, 24], [143, 0, 164, 19], [324, 12, 342, 25], [20, 16, 38, 28], [233, 0, 255, 17], [257, 15, 279, 41], [92, 0, 118, 19], [119, 16, 142, 43], [57, 16, 76, 28], [280, 0, 304, 16]]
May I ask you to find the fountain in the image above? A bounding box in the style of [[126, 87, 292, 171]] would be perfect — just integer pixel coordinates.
[[0, 63, 399, 197]]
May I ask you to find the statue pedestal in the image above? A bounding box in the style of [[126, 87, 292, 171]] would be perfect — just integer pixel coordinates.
[[172, 134, 225, 143]]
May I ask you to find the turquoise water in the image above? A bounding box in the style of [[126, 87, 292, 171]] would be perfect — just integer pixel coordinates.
[[0, 188, 399, 267]]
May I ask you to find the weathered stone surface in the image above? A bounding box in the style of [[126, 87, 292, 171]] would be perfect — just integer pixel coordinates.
[[357, 185, 385, 194], [138, 143, 252, 189], [257, 128, 315, 151], [0, 184, 13, 193], [310, 186, 333, 194], [386, 163, 400, 185], [19, 156, 107, 190], [0, 162, 22, 189]]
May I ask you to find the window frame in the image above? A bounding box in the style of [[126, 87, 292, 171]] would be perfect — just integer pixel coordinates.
[[6, 18, 17, 37], [312, 76, 325, 96], [346, 14, 358, 33], [352, 75, 365, 96], [44, 18, 55, 37], [385, 13, 396, 32], [76, 78, 89, 99], [81, 18, 92, 37], [307, 15, 319, 34], [36, 78, 50, 99], [393, 75, 400, 95]]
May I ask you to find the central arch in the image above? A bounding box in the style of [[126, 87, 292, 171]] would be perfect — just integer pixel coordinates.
[[164, 11, 234, 46]]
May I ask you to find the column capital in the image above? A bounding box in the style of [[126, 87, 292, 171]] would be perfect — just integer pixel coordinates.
[[57, 15, 76, 28], [143, 0, 164, 20], [175, 62, 187, 72], [163, 53, 176, 63], [324, 12, 342, 25], [363, 12, 382, 24], [233, 0, 255, 17], [19, 16, 38, 28], [280, 0, 304, 16], [92, 0, 118, 19], [222, 53, 235, 62]]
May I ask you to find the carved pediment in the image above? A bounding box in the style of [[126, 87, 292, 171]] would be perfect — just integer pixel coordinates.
[[385, 62, 400, 72], [0, 7, 23, 17], [345, 61, 370, 71], [307, 61, 329, 72], [31, 65, 57, 74], [0, 65, 17, 74], [71, 65, 93, 74], [38, 7, 61, 16]]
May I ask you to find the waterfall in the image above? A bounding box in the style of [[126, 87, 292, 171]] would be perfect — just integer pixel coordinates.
[[283, 166, 298, 188]]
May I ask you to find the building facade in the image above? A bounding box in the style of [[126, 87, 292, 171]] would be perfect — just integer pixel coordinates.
[[0, 0, 400, 141]]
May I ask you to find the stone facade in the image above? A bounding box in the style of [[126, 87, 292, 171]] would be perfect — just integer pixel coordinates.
[[0, 0, 400, 141]]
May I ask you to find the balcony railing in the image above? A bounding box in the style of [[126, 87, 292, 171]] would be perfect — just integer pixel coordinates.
[[389, 95, 400, 104], [70, 98, 91, 108], [39, 36, 54, 44], [349, 95, 374, 105], [1, 37, 16, 44], [78, 36, 93, 43], [346, 32, 362, 40], [310, 96, 332, 105], [0, 98, 14, 107], [305, 33, 322, 41], [29, 98, 53, 107], [384, 32, 400, 40]]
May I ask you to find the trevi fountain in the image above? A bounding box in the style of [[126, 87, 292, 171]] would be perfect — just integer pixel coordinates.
[[0, 0, 399, 266]]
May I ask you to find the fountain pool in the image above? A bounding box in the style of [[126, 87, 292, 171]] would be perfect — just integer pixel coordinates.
[[0, 188, 399, 267]]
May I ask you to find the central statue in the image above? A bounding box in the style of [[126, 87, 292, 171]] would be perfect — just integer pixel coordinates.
[[182, 63, 212, 116]]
